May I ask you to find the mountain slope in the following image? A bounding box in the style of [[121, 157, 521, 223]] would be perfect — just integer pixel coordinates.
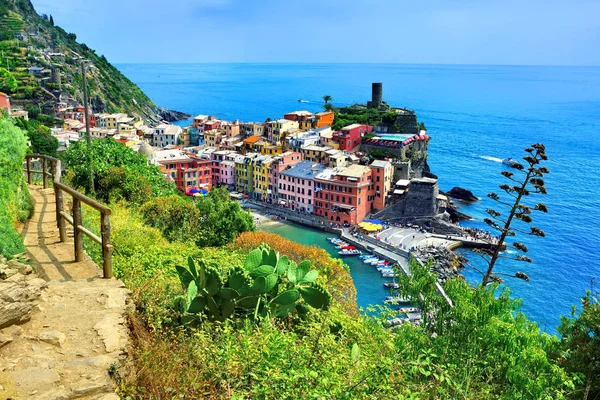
[[0, 0, 188, 122]]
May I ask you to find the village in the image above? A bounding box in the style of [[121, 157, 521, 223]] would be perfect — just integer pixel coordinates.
[[1, 83, 450, 229]]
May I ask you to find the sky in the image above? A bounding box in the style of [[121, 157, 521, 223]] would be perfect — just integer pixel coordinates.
[[31, 0, 600, 66]]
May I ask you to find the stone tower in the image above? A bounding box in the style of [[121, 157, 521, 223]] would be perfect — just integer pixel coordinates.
[[367, 82, 383, 108]]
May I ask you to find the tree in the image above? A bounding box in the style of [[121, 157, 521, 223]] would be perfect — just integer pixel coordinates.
[[418, 122, 426, 131], [557, 286, 600, 399], [323, 95, 332, 104], [67, 32, 77, 41], [194, 187, 254, 247], [62, 137, 175, 197], [49, 15, 54, 26], [0, 68, 17, 93], [465, 144, 549, 286], [323, 103, 334, 111], [14, 118, 58, 157]]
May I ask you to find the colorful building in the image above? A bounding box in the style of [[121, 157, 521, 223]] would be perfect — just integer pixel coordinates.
[[268, 151, 303, 203], [283, 110, 314, 122], [253, 155, 274, 201], [267, 119, 299, 144], [153, 124, 182, 147], [235, 153, 259, 194], [156, 150, 212, 194], [370, 160, 394, 211], [277, 161, 325, 213], [241, 122, 264, 137], [337, 124, 372, 151], [314, 164, 374, 225], [315, 111, 334, 128], [193, 115, 209, 128], [211, 150, 238, 187], [0, 92, 11, 113], [302, 145, 331, 163]]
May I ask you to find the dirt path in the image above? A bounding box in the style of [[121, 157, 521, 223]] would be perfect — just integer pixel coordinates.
[[0, 186, 131, 400]]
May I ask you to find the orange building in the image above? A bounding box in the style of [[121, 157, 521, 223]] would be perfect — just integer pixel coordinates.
[[314, 164, 374, 225], [0, 92, 11, 113], [370, 160, 394, 211], [315, 111, 334, 128]]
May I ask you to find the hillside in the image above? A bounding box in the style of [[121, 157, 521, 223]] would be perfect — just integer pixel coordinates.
[[0, 0, 188, 122]]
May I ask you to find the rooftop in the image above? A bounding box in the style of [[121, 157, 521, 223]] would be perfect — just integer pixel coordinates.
[[155, 149, 191, 163], [243, 136, 262, 144], [193, 114, 208, 120], [342, 123, 368, 131], [285, 110, 313, 116], [371, 160, 392, 168], [335, 164, 371, 178], [279, 160, 326, 179], [303, 145, 330, 152]]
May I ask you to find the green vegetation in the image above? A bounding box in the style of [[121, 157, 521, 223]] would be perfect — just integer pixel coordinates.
[[557, 289, 600, 399], [0, 68, 17, 92], [0, 0, 167, 119], [54, 132, 594, 398], [332, 106, 386, 130], [0, 115, 33, 257], [62, 138, 176, 200], [175, 245, 331, 324], [14, 117, 58, 157], [471, 143, 549, 286]]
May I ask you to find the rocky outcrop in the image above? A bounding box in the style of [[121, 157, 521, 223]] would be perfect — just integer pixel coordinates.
[[445, 187, 478, 202], [0, 255, 45, 329], [446, 205, 472, 222], [156, 107, 191, 122]]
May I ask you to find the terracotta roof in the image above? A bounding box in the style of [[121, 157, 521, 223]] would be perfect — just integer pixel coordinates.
[[243, 136, 262, 144]]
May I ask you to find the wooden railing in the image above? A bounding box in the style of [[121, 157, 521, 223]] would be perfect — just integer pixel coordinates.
[[24, 154, 113, 278]]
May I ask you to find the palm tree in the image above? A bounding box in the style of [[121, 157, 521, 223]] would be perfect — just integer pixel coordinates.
[[323, 95, 332, 104]]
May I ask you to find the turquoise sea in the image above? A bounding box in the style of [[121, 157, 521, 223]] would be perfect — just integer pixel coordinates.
[[117, 63, 600, 332]]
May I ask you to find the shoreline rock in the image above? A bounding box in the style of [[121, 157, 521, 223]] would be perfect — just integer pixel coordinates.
[[445, 187, 478, 202], [156, 107, 191, 123]]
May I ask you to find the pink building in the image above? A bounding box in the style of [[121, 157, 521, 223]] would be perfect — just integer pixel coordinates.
[[337, 124, 373, 151], [268, 151, 303, 203], [211, 150, 237, 187], [277, 160, 325, 213]]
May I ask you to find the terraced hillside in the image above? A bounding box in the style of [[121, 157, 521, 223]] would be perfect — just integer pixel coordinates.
[[0, 0, 187, 122]]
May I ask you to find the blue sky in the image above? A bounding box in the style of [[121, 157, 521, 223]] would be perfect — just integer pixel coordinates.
[[32, 0, 599, 66]]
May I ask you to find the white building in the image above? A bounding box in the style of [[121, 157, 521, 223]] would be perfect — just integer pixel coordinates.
[[153, 124, 183, 148]]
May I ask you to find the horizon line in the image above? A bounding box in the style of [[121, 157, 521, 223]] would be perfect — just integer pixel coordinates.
[[112, 61, 600, 68]]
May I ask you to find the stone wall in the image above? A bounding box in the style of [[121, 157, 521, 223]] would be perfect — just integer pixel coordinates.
[[374, 177, 439, 221]]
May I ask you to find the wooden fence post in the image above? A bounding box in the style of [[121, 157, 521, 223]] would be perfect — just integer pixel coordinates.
[[100, 213, 112, 279], [56, 190, 66, 242], [42, 158, 47, 189], [26, 156, 32, 184], [73, 198, 83, 262]]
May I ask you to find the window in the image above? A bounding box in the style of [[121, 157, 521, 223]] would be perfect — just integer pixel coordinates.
[[358, 198, 361, 205]]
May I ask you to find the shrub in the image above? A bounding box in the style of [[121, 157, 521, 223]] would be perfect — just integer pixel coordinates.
[[232, 232, 358, 316], [0, 115, 29, 257], [97, 167, 153, 205], [140, 195, 201, 243]]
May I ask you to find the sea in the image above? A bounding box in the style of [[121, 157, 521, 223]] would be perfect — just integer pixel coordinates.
[[117, 63, 600, 333]]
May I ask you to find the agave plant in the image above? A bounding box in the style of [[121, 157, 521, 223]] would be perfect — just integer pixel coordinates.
[[174, 244, 331, 324]]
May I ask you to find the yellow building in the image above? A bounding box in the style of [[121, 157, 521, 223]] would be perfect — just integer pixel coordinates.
[[235, 153, 259, 194], [269, 119, 299, 144], [205, 130, 223, 147], [261, 145, 284, 156], [105, 113, 127, 129], [302, 145, 331, 163], [253, 155, 273, 201]]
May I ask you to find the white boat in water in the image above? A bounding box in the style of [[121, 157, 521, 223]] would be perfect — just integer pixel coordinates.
[[502, 158, 518, 165], [339, 249, 362, 256], [384, 296, 410, 304]]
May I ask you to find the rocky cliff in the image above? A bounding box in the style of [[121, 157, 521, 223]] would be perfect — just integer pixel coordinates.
[[0, 0, 189, 122]]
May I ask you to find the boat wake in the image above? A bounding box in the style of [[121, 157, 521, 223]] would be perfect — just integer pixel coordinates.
[[480, 155, 503, 163]]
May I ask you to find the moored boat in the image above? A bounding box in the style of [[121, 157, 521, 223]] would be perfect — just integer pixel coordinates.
[[338, 249, 362, 256], [384, 295, 410, 304]]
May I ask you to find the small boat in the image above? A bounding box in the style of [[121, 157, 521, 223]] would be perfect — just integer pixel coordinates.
[[369, 258, 383, 265], [502, 158, 518, 166], [381, 271, 397, 278], [359, 254, 374, 260], [384, 296, 410, 304], [339, 249, 362, 256], [383, 283, 400, 289], [298, 99, 309, 103], [398, 307, 420, 313], [363, 258, 377, 264]]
